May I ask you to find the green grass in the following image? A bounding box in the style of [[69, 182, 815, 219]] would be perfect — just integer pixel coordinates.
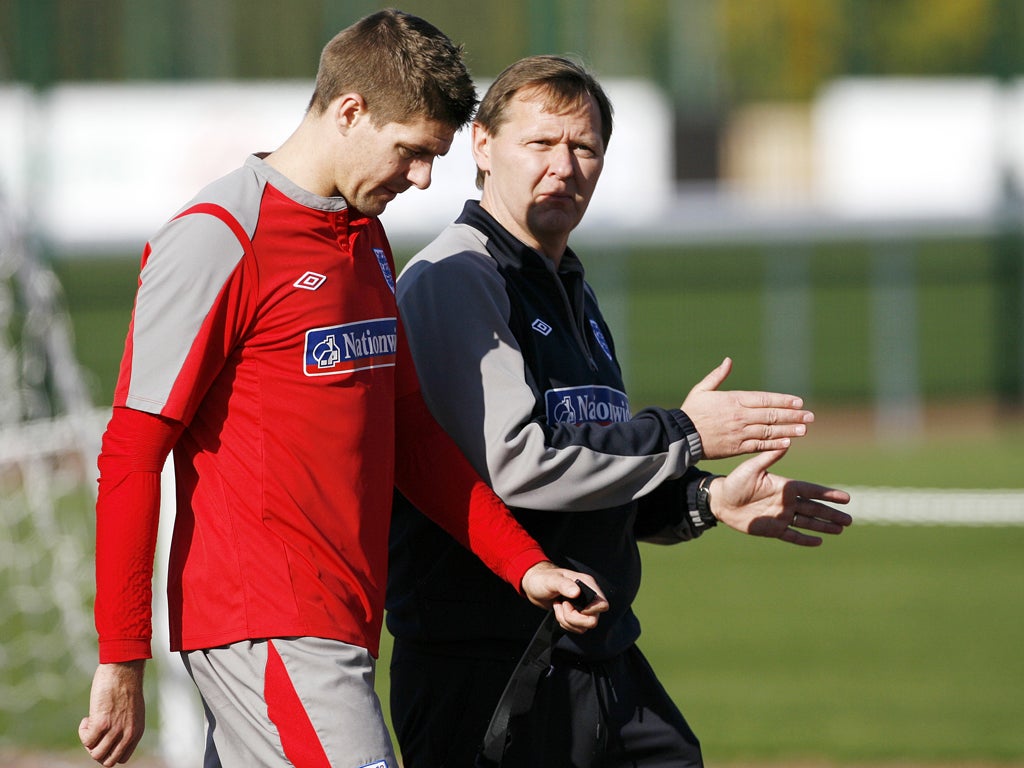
[[632, 525, 1024, 764], [51, 254, 139, 404], [612, 237, 1002, 407], [701, 425, 1024, 490]]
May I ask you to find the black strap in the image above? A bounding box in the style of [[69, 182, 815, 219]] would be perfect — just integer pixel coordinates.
[[476, 580, 597, 767]]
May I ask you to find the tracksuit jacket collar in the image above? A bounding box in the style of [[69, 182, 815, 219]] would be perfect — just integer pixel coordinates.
[[455, 200, 585, 279]]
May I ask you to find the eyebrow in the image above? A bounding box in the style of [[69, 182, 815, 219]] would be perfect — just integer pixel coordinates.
[[400, 142, 449, 158], [523, 128, 600, 145]]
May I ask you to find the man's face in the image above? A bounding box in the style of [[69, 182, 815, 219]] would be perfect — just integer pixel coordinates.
[[473, 88, 605, 260], [340, 114, 455, 216]]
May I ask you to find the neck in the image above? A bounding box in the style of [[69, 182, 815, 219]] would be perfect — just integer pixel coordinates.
[[264, 116, 337, 197], [527, 235, 569, 272], [478, 198, 567, 270], [541, 247, 563, 271]]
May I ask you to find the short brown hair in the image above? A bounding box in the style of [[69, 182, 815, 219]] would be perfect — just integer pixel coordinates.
[[474, 55, 614, 188], [308, 9, 477, 130]]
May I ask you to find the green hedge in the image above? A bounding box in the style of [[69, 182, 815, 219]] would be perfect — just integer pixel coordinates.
[[53, 236, 1005, 411]]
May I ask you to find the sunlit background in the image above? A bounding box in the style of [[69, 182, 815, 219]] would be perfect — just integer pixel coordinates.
[[1, 2, 1022, 765]]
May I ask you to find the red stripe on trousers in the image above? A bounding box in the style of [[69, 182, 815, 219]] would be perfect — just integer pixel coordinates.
[[265, 640, 333, 768]]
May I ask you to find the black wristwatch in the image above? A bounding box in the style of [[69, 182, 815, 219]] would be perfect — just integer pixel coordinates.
[[694, 474, 719, 529]]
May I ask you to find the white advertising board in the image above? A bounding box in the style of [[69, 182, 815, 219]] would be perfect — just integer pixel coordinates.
[[5, 79, 672, 251], [813, 78, 1006, 219]]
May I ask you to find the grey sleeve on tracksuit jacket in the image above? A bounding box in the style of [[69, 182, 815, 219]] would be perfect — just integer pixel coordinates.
[[396, 222, 703, 513]]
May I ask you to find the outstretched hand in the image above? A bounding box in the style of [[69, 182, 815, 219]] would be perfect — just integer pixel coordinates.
[[521, 561, 609, 635], [681, 357, 815, 459], [710, 448, 852, 546]]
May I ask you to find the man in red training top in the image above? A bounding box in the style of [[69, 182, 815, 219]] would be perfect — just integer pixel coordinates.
[[78, 11, 606, 768]]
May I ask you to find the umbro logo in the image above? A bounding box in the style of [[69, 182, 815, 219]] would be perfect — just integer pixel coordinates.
[[293, 271, 327, 290], [531, 319, 553, 336]]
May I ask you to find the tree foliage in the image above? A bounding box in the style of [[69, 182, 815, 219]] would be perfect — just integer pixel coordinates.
[[0, 0, 1019, 101]]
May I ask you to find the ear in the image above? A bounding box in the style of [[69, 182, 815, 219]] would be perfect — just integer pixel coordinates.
[[470, 122, 492, 173], [332, 93, 368, 133]]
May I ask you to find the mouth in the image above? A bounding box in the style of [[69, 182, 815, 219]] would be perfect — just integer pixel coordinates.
[[538, 191, 575, 205]]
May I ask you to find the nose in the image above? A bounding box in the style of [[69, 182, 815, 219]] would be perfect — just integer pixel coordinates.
[[548, 144, 574, 179], [407, 159, 433, 190]]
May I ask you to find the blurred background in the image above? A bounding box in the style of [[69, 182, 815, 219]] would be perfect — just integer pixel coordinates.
[[0, 1, 1022, 765]]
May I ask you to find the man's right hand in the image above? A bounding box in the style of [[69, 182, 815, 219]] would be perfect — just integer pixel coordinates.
[[79, 660, 147, 766], [521, 561, 609, 635], [681, 357, 814, 459]]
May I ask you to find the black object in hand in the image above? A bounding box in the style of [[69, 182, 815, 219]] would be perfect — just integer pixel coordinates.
[[570, 579, 597, 611]]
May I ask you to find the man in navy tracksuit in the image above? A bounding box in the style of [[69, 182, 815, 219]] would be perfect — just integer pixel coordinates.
[[387, 55, 853, 767]]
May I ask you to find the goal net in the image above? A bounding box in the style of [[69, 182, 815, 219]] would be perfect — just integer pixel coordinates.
[[0, 188, 111, 748], [0, 188, 206, 762]]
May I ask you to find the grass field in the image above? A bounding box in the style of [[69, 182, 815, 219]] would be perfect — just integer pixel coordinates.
[[5, 248, 1020, 764], [633, 525, 1024, 764]]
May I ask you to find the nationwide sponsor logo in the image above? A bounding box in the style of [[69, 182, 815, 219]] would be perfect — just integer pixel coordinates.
[[293, 271, 327, 291], [589, 318, 613, 361], [545, 385, 630, 425], [531, 318, 553, 336], [374, 248, 396, 294], [304, 317, 397, 376]]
